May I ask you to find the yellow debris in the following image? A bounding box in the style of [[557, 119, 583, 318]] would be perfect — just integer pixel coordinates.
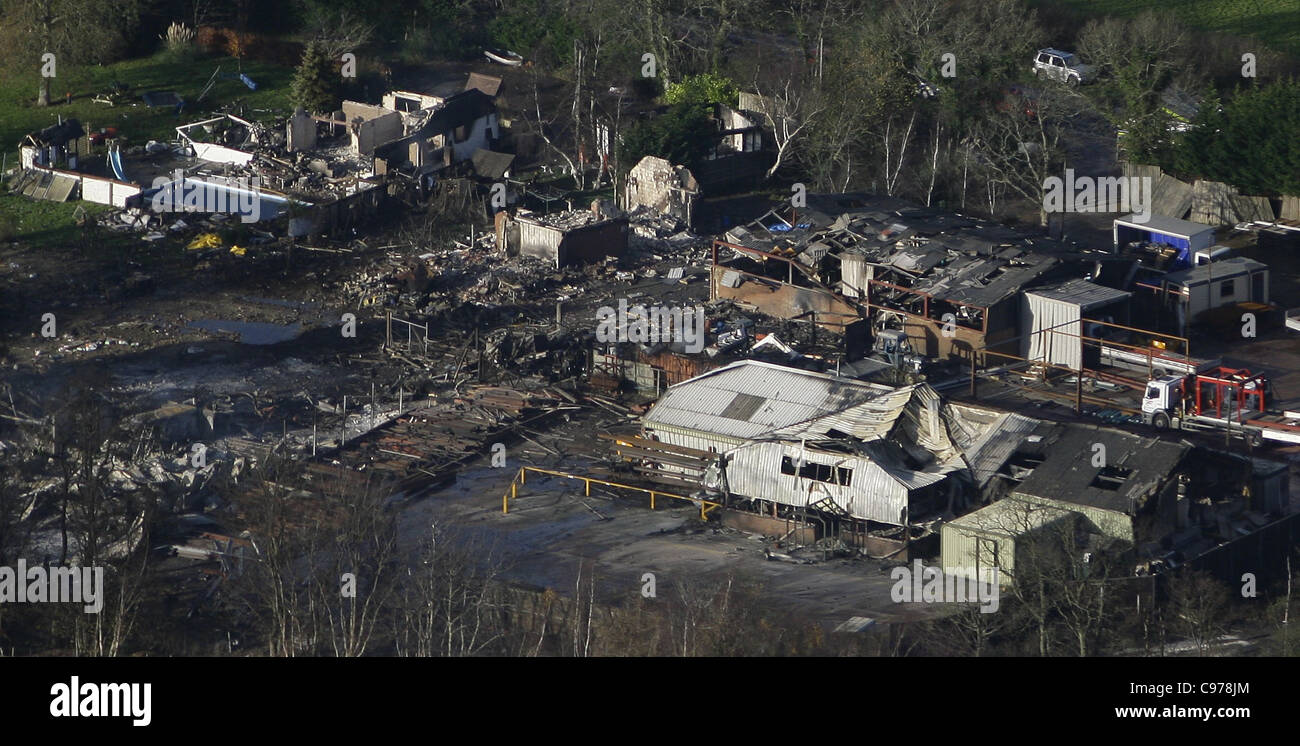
[[186, 233, 222, 250], [229, 245, 247, 256]]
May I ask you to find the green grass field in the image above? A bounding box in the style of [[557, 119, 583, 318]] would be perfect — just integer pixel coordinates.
[[0, 192, 112, 241], [0, 50, 294, 248], [0, 51, 294, 163], [1032, 0, 1300, 57]]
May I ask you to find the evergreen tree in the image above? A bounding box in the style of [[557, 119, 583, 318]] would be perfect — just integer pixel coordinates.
[[618, 103, 716, 174], [291, 41, 339, 115], [1173, 80, 1300, 196]]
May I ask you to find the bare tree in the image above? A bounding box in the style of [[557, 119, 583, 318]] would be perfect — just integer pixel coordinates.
[[940, 590, 1011, 657], [1051, 535, 1122, 657], [304, 7, 376, 61], [1166, 569, 1230, 654], [395, 518, 508, 657], [748, 77, 825, 180], [525, 68, 581, 185], [0, 0, 142, 106], [966, 85, 1087, 225], [880, 110, 918, 196], [312, 480, 399, 657], [236, 458, 319, 656], [801, 36, 908, 192]]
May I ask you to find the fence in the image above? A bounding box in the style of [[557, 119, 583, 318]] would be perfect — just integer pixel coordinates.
[[385, 311, 429, 357], [500, 465, 722, 520]]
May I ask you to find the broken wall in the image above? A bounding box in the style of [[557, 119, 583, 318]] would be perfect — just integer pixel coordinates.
[[625, 156, 697, 225], [382, 90, 443, 112], [343, 101, 404, 155], [78, 172, 141, 207], [287, 108, 317, 152], [516, 217, 629, 267], [307, 182, 387, 236]]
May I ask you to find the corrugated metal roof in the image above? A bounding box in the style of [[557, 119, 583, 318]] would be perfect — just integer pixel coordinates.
[[946, 407, 1044, 487], [1162, 256, 1268, 286], [1026, 278, 1131, 311], [643, 360, 1092, 524], [644, 360, 904, 441]]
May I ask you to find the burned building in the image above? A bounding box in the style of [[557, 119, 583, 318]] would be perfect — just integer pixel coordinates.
[[341, 101, 405, 156], [495, 208, 628, 268], [373, 89, 500, 175], [712, 194, 1064, 361], [19, 118, 88, 171], [942, 421, 1298, 586], [691, 103, 773, 191], [623, 155, 699, 226], [9, 119, 110, 204], [633, 360, 1041, 554]]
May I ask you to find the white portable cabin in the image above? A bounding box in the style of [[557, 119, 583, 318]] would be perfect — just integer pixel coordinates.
[[1155, 256, 1269, 331]]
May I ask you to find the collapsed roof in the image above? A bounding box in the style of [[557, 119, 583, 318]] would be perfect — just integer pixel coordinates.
[[642, 359, 1038, 501], [24, 118, 86, 147], [374, 89, 496, 163], [723, 193, 1062, 310]]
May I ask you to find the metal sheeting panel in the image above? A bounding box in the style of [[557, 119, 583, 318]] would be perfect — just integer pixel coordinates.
[[723, 441, 915, 525], [941, 499, 1074, 584], [644, 360, 900, 441], [643, 426, 739, 454], [946, 406, 1042, 488], [839, 252, 870, 299], [1021, 292, 1083, 370], [892, 384, 958, 463], [782, 386, 914, 441], [1030, 279, 1130, 311], [46, 174, 78, 202], [643, 360, 1050, 524]]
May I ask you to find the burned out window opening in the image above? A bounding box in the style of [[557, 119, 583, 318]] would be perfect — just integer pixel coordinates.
[[781, 455, 853, 486], [1091, 465, 1133, 491]]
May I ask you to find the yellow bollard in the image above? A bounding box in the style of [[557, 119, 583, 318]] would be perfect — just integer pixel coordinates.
[[650, 491, 655, 510], [585, 479, 590, 497]]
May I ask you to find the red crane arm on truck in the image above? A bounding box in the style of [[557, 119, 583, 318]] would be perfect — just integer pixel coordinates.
[[1189, 366, 1267, 418]]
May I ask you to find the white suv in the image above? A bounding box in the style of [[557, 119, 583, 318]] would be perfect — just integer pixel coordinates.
[[1032, 49, 1094, 86]]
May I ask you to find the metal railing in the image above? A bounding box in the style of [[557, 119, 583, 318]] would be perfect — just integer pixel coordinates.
[[501, 466, 721, 520]]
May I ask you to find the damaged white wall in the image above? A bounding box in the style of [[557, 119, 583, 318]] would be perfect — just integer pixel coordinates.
[[624, 155, 698, 224], [343, 101, 405, 156]]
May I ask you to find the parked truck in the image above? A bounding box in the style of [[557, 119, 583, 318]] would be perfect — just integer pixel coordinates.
[[1141, 366, 1300, 445], [1097, 342, 1220, 378]]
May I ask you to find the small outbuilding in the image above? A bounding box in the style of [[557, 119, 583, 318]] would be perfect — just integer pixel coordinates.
[[1021, 279, 1131, 371]]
